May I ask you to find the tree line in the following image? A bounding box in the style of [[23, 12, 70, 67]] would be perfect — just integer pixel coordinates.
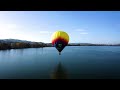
[[0, 42, 120, 50], [0, 42, 49, 50]]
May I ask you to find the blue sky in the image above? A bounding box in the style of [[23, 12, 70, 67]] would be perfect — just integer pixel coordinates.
[[0, 11, 120, 44]]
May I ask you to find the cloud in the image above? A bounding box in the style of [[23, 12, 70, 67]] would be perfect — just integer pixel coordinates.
[[75, 29, 88, 35], [0, 23, 19, 36], [7, 24, 17, 29], [80, 32, 88, 34], [75, 29, 86, 31], [40, 31, 53, 34], [0, 23, 24, 39], [0, 23, 17, 30]]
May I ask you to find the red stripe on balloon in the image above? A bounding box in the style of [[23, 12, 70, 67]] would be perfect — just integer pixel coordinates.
[[52, 37, 68, 45]]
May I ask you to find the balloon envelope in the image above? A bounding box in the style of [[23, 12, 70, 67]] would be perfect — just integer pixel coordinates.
[[51, 31, 69, 53]]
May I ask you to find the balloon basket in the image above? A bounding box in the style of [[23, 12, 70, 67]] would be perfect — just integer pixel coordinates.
[[59, 52, 61, 55]]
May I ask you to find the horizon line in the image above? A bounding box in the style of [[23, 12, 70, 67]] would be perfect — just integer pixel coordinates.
[[0, 38, 120, 45]]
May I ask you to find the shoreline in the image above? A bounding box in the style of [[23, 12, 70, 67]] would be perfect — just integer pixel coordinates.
[[0, 45, 120, 50], [0, 39, 120, 50]]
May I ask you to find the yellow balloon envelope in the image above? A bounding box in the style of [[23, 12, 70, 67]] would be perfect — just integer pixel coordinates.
[[51, 31, 69, 54]]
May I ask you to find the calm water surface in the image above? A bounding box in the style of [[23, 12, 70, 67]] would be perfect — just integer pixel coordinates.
[[0, 46, 120, 79]]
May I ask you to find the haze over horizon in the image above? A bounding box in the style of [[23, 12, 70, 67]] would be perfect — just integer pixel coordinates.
[[0, 11, 120, 44]]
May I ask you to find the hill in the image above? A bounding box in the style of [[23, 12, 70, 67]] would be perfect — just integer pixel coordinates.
[[0, 39, 120, 50], [0, 39, 47, 50]]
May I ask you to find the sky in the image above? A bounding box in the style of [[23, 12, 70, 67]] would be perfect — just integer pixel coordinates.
[[0, 11, 120, 44]]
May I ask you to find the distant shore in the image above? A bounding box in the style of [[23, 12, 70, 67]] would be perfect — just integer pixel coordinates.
[[0, 39, 120, 50]]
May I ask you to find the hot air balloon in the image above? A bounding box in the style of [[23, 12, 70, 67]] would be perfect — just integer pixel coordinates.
[[51, 31, 69, 55]]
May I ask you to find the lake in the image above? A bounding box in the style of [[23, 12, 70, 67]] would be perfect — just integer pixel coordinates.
[[0, 46, 120, 79]]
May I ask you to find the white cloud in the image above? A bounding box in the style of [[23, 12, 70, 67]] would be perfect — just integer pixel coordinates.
[[80, 32, 88, 34], [0, 23, 17, 30], [7, 24, 17, 29], [0, 23, 24, 39], [40, 31, 53, 34], [75, 29, 86, 31], [75, 29, 88, 35], [76, 29, 88, 34]]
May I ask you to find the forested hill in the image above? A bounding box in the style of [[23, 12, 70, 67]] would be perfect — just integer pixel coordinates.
[[0, 39, 120, 50], [0, 39, 51, 50]]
